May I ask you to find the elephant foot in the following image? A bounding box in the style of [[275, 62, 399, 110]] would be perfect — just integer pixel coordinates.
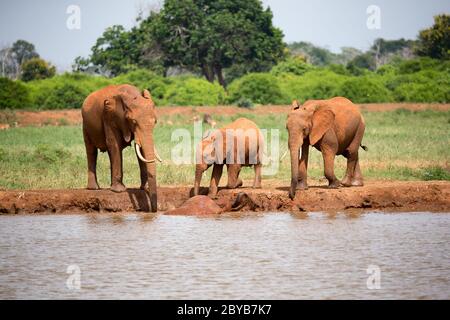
[[111, 182, 127, 193], [341, 176, 352, 187], [252, 184, 262, 189], [87, 183, 100, 190], [297, 181, 308, 190], [351, 179, 364, 187], [328, 180, 341, 189]]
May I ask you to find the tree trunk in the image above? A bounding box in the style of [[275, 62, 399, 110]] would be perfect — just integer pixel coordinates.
[[214, 64, 226, 88], [201, 64, 215, 83]]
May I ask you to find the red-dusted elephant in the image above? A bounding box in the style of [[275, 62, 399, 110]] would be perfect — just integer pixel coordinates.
[[82, 84, 162, 212]]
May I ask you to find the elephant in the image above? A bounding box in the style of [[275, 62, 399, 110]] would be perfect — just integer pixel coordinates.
[[286, 97, 366, 200], [165, 193, 255, 215], [193, 117, 264, 197], [81, 84, 162, 212]]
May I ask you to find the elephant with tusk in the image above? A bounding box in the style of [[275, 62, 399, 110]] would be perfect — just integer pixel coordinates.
[[81, 84, 162, 212]]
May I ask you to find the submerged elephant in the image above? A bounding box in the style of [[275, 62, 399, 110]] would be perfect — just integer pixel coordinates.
[[194, 118, 264, 197], [82, 84, 162, 212], [287, 97, 366, 199], [165, 193, 254, 215]]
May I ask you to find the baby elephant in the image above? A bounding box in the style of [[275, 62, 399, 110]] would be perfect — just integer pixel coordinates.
[[194, 118, 264, 197]]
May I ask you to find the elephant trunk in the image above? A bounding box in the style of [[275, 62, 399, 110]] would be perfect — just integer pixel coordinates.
[[141, 138, 158, 212], [194, 165, 204, 196], [289, 139, 302, 200]]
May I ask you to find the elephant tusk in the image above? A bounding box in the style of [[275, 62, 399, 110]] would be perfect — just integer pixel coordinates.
[[154, 146, 163, 163], [135, 143, 156, 163]]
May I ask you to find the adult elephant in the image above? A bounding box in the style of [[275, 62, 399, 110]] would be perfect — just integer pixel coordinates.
[[287, 97, 366, 200], [194, 118, 264, 197], [82, 84, 162, 212]]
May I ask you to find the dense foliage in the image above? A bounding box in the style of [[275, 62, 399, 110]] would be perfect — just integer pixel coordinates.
[[1, 56, 447, 109]]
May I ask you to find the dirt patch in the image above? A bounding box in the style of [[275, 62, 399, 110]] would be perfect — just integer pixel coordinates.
[[0, 181, 448, 215], [3, 103, 449, 127]]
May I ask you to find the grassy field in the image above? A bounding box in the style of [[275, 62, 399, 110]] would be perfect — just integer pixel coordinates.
[[0, 108, 449, 190]]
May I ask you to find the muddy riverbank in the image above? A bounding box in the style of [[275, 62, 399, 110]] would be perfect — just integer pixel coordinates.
[[0, 181, 449, 214]]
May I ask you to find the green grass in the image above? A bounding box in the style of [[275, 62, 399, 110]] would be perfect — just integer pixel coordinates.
[[0, 109, 449, 190]]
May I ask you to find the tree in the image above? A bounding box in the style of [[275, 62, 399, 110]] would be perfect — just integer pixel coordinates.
[[88, 25, 136, 76], [416, 14, 450, 59], [11, 40, 39, 66], [20, 57, 55, 81], [74, 12, 165, 76], [150, 0, 285, 87], [0, 40, 39, 79], [371, 38, 416, 67]]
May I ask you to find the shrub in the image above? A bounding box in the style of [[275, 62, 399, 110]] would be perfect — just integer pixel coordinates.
[[227, 73, 284, 105], [236, 98, 254, 108], [0, 77, 31, 109], [340, 76, 392, 103], [278, 70, 348, 103], [271, 56, 314, 76], [36, 83, 89, 109], [21, 58, 56, 81], [163, 78, 225, 106]]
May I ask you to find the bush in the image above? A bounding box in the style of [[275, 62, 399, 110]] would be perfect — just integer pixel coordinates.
[[340, 76, 392, 103], [271, 56, 314, 76], [21, 58, 56, 81], [227, 73, 284, 104], [163, 78, 225, 106], [278, 70, 348, 103], [45, 83, 88, 109], [236, 98, 254, 108], [0, 77, 31, 109]]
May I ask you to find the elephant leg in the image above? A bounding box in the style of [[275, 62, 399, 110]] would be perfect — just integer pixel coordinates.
[[227, 164, 242, 188], [252, 163, 262, 189], [208, 164, 224, 197], [323, 151, 340, 188], [321, 131, 340, 188], [342, 151, 356, 187], [84, 135, 99, 190], [105, 127, 126, 193], [297, 142, 309, 190], [135, 147, 148, 190], [352, 158, 364, 186]]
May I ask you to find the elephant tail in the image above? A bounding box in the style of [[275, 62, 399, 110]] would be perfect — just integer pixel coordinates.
[[360, 144, 368, 151]]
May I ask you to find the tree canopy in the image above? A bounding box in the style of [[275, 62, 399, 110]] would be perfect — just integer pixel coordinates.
[[150, 0, 285, 87], [416, 14, 450, 60]]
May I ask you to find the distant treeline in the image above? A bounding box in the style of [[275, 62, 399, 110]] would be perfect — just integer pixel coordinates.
[[0, 1, 448, 109]]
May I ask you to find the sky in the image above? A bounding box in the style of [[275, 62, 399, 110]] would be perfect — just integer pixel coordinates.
[[0, 0, 449, 71]]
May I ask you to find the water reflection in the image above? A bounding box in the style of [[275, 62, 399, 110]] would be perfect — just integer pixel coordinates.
[[0, 212, 448, 299]]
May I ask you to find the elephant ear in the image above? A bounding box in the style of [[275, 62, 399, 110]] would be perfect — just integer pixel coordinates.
[[291, 100, 301, 110], [309, 109, 335, 145], [142, 89, 152, 100], [105, 95, 132, 143]]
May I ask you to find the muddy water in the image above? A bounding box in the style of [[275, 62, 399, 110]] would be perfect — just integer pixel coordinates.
[[0, 212, 449, 299]]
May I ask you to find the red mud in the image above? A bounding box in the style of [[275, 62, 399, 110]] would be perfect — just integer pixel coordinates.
[[0, 181, 449, 215], [3, 103, 449, 127]]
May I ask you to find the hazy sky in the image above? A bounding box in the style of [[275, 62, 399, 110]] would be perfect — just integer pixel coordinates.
[[0, 0, 449, 71]]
